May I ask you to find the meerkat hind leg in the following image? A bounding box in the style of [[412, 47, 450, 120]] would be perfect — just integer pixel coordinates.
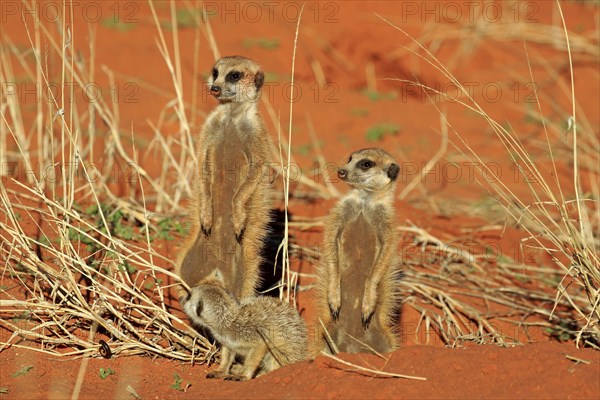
[[206, 347, 235, 379], [225, 341, 269, 381]]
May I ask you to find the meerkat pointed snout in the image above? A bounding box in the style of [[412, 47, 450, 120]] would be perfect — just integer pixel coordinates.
[[208, 56, 265, 103], [315, 147, 401, 355]]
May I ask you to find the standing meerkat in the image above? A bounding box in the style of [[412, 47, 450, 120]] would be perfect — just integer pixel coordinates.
[[182, 283, 308, 381], [315, 148, 401, 354], [176, 56, 274, 300]]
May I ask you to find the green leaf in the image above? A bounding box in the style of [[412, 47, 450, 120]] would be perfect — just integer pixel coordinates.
[[101, 18, 136, 32], [242, 38, 280, 50], [11, 366, 33, 377], [99, 368, 115, 380], [170, 373, 183, 391], [361, 89, 397, 102], [365, 123, 400, 142], [350, 108, 369, 116], [85, 204, 99, 215], [118, 261, 137, 275]]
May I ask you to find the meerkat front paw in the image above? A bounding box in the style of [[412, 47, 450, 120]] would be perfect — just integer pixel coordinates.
[[361, 290, 377, 330], [361, 311, 374, 330], [224, 374, 248, 382], [200, 208, 213, 238], [327, 286, 341, 321], [206, 370, 232, 380], [232, 202, 247, 244]]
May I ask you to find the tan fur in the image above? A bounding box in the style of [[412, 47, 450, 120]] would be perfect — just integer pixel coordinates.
[[314, 148, 401, 355], [175, 56, 274, 300], [182, 284, 308, 381]]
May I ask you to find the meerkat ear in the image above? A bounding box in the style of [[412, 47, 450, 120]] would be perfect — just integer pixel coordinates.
[[213, 268, 224, 285], [254, 70, 265, 90], [179, 290, 191, 305], [387, 163, 399, 181]]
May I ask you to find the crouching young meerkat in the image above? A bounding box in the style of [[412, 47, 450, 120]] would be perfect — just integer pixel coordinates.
[[315, 148, 401, 355], [182, 284, 308, 381], [176, 56, 274, 300]]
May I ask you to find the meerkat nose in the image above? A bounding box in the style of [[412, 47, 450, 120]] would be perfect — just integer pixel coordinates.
[[210, 85, 221, 95], [337, 169, 347, 179]]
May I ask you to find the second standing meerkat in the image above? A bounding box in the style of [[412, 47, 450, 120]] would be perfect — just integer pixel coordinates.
[[316, 148, 401, 354], [176, 56, 274, 300]]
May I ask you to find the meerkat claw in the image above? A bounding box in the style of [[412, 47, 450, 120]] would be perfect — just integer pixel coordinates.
[[225, 374, 248, 382], [201, 225, 211, 238], [362, 312, 374, 330], [236, 228, 245, 244], [329, 304, 340, 321], [206, 371, 229, 380]]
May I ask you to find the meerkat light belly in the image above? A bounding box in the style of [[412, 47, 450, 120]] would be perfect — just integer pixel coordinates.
[[335, 215, 391, 353]]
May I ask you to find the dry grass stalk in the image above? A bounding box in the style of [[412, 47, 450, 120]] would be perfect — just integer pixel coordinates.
[[275, 5, 305, 303], [320, 352, 427, 381]]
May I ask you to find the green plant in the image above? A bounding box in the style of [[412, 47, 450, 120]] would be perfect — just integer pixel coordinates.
[[170, 373, 190, 392], [100, 18, 136, 32], [118, 260, 138, 275], [365, 123, 400, 142], [144, 278, 163, 290], [11, 366, 33, 377], [350, 108, 369, 116], [153, 218, 187, 241], [161, 8, 210, 30], [99, 368, 115, 380], [361, 89, 397, 102], [544, 320, 579, 342], [11, 311, 31, 324], [242, 38, 280, 50]]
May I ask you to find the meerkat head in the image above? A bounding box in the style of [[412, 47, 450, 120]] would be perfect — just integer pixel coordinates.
[[208, 56, 265, 104], [337, 148, 400, 192], [181, 284, 236, 328]]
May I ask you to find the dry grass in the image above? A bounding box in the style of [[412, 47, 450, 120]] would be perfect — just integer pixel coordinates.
[[375, 1, 599, 346], [0, 0, 212, 363]]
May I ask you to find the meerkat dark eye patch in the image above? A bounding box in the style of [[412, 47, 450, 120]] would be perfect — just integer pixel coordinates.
[[387, 163, 400, 180], [227, 71, 243, 82], [212, 68, 218, 80], [357, 159, 375, 170]]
